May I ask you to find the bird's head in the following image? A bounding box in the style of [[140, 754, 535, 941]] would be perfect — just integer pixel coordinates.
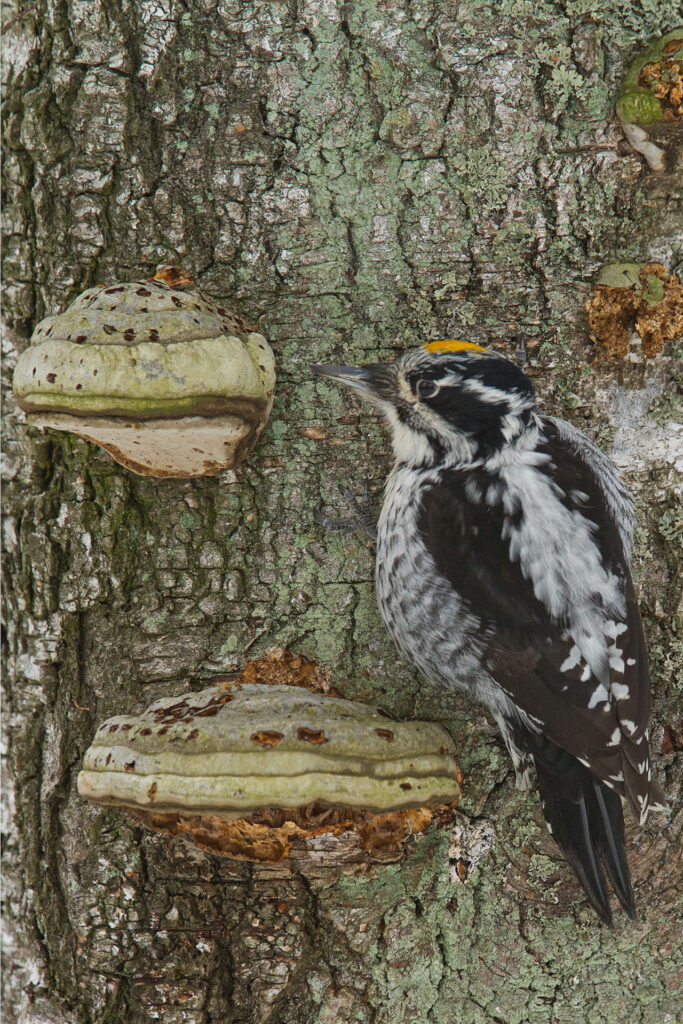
[[313, 340, 538, 465]]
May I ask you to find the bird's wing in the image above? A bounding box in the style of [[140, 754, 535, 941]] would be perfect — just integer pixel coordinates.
[[417, 427, 663, 822], [546, 414, 635, 561]]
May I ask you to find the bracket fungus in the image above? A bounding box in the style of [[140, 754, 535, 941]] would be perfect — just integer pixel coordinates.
[[616, 29, 683, 172], [586, 262, 683, 360], [12, 268, 275, 477], [78, 682, 461, 863]]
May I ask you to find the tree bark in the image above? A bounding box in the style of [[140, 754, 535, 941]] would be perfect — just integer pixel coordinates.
[[2, 1, 681, 1022]]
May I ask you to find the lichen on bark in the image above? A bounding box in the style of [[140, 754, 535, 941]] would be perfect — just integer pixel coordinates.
[[2, 1, 682, 1022]]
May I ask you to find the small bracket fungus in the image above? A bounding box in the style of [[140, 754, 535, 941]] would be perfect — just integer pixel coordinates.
[[12, 268, 275, 477], [616, 29, 683, 172], [585, 262, 683, 359], [78, 683, 461, 863]]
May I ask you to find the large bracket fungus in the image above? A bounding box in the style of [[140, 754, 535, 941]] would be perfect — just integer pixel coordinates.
[[78, 681, 461, 864], [616, 29, 683, 172], [12, 268, 276, 477]]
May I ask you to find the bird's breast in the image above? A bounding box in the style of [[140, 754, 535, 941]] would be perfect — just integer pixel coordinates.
[[375, 467, 478, 685]]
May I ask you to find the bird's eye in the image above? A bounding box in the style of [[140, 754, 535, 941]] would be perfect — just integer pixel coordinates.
[[417, 379, 439, 399]]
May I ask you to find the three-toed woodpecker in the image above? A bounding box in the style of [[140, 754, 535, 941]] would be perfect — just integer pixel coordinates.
[[314, 339, 666, 924]]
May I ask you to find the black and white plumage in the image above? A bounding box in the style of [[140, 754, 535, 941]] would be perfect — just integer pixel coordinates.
[[314, 341, 666, 925]]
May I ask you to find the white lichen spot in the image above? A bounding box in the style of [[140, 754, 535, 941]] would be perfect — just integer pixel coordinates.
[[448, 819, 495, 885], [138, 0, 178, 79], [618, 117, 666, 173]]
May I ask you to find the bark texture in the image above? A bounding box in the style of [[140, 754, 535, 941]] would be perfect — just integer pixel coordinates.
[[2, 1, 682, 1022]]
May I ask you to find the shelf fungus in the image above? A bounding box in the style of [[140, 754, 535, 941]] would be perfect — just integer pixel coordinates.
[[12, 268, 275, 477], [77, 683, 461, 863], [586, 262, 683, 360], [616, 29, 683, 172]]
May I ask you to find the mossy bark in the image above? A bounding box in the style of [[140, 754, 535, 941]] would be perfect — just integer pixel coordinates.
[[2, 1, 682, 1022]]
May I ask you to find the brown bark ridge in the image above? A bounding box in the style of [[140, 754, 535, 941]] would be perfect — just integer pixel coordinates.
[[2, 1, 682, 1022]]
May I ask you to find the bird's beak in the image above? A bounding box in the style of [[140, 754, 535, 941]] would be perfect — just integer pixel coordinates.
[[312, 362, 397, 402], [312, 364, 374, 391]]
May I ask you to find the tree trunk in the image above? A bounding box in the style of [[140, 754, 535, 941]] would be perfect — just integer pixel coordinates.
[[2, 2, 681, 1022]]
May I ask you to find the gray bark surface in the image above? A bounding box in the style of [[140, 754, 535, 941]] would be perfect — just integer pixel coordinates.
[[2, 1, 682, 1022]]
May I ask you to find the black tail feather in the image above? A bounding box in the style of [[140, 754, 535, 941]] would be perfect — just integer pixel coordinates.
[[533, 742, 634, 925], [592, 782, 635, 918]]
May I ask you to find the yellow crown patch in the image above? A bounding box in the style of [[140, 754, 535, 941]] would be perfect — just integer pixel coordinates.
[[423, 339, 491, 356]]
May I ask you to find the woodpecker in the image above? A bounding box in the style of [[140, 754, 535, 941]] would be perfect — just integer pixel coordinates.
[[314, 339, 666, 924]]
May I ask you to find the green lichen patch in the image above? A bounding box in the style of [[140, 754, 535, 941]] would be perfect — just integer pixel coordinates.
[[616, 29, 683, 170], [617, 29, 683, 125]]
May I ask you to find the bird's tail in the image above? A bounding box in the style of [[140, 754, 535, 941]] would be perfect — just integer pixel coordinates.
[[533, 742, 634, 926]]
